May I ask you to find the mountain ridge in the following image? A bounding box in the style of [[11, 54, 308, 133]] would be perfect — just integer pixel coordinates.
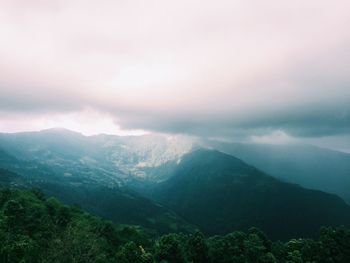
[[150, 149, 350, 240], [207, 141, 350, 202]]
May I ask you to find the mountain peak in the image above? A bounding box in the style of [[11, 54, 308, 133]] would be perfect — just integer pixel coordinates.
[[40, 127, 83, 135], [178, 148, 255, 175]]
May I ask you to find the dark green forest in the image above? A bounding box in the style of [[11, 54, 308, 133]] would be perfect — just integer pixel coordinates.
[[1, 187, 350, 263]]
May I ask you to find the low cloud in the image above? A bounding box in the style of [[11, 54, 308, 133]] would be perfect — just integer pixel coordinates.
[[0, 0, 350, 148], [251, 130, 296, 145]]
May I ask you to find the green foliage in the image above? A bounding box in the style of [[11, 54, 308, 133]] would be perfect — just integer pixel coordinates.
[[208, 231, 247, 263], [116, 241, 152, 263], [0, 187, 148, 263], [0, 188, 12, 207], [154, 233, 187, 263], [318, 226, 350, 263], [187, 231, 209, 263], [1, 187, 350, 262]]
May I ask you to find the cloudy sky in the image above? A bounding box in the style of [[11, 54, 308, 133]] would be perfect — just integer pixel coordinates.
[[0, 0, 349, 151]]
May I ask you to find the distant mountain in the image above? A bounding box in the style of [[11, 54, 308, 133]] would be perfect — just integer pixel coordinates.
[[3, 129, 350, 199], [207, 142, 350, 202], [0, 129, 194, 183], [150, 149, 350, 240]]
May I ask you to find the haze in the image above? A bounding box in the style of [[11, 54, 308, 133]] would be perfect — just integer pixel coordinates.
[[0, 0, 350, 151]]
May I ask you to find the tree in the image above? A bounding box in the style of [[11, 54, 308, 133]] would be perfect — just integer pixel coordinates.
[[116, 241, 152, 263], [0, 234, 39, 263], [208, 232, 246, 263], [43, 224, 109, 263], [286, 250, 303, 263], [244, 233, 267, 263], [319, 227, 350, 263], [248, 227, 272, 251], [154, 233, 187, 263], [0, 188, 12, 207], [3, 199, 25, 232], [30, 188, 46, 201], [187, 231, 209, 263]]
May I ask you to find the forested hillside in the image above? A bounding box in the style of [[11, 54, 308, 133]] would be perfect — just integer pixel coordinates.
[[0, 167, 196, 235], [151, 149, 350, 240], [1, 187, 350, 263]]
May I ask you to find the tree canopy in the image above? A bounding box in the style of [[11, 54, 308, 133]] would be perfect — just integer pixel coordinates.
[[0, 187, 349, 262]]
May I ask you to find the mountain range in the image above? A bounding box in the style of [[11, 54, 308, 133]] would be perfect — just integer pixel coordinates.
[[1, 128, 350, 240]]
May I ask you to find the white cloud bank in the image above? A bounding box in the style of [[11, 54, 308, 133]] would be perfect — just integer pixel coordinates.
[[0, 0, 349, 149]]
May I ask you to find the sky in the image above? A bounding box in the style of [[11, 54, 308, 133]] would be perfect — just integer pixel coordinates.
[[0, 0, 350, 152]]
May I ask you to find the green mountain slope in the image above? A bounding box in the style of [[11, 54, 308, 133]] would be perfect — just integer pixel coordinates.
[[2, 187, 350, 263], [0, 168, 196, 235], [151, 149, 350, 240]]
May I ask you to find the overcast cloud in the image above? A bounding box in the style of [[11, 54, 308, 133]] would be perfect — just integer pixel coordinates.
[[0, 0, 349, 150]]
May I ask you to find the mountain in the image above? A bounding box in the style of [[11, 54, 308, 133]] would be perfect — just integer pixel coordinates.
[[0, 130, 198, 234], [2, 129, 350, 240], [0, 129, 194, 183], [0, 168, 196, 235], [3, 129, 350, 200], [150, 149, 350, 240], [207, 141, 350, 202]]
